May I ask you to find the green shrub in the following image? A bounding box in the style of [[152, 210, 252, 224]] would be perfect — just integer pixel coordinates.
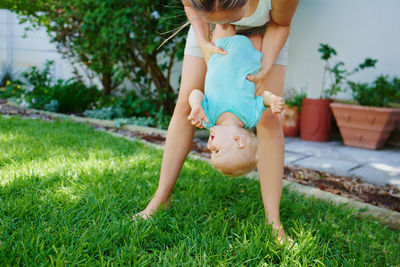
[[348, 75, 400, 107], [113, 116, 156, 128], [23, 86, 52, 110], [116, 91, 158, 118], [1, 63, 20, 87], [20, 61, 101, 112], [112, 113, 170, 130], [24, 79, 101, 113], [49, 80, 101, 113], [0, 80, 25, 99], [44, 99, 59, 112], [285, 90, 307, 113], [10, 0, 187, 114], [23, 60, 54, 89], [83, 106, 125, 120], [318, 44, 377, 99]]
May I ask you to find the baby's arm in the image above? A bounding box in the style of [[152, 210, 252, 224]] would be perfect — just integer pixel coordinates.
[[188, 89, 209, 128], [262, 91, 285, 114]]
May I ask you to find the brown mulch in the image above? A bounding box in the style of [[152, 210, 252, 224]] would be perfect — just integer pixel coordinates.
[[0, 99, 56, 121], [283, 166, 400, 212], [1, 100, 399, 212]]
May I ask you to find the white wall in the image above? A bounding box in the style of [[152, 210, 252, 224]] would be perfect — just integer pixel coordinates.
[[0, 9, 75, 81], [285, 0, 400, 98]]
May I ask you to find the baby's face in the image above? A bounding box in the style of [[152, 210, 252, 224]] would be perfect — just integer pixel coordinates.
[[207, 125, 241, 155], [207, 125, 251, 169]]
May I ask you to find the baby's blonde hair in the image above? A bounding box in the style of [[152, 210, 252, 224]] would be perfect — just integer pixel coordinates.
[[212, 130, 258, 177]]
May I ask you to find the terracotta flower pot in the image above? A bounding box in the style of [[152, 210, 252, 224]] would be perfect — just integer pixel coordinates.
[[282, 105, 300, 137], [330, 102, 400, 149], [300, 98, 333, 142]]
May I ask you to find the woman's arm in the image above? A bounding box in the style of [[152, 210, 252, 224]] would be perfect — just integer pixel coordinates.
[[247, 0, 299, 84], [182, 0, 211, 44], [260, 0, 299, 74], [182, 0, 227, 62]]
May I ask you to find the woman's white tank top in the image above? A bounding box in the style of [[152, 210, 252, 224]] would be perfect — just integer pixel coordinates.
[[232, 0, 271, 27]]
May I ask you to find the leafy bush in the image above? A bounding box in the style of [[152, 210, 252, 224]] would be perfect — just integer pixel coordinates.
[[348, 75, 400, 107], [83, 107, 125, 120], [20, 61, 101, 112], [1, 63, 20, 87], [84, 105, 171, 129], [113, 117, 156, 128], [154, 107, 171, 129], [116, 91, 158, 118], [44, 99, 59, 112], [113, 111, 171, 130], [285, 90, 307, 113], [22, 60, 54, 89], [9, 0, 187, 114], [24, 79, 101, 113], [23, 86, 52, 110], [318, 44, 377, 99], [49, 80, 101, 113], [0, 80, 25, 99]]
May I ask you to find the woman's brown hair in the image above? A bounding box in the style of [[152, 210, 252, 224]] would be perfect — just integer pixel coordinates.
[[158, 0, 248, 49], [190, 0, 248, 12]]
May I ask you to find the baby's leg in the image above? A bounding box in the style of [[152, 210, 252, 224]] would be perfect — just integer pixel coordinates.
[[247, 34, 262, 51], [211, 24, 236, 43]]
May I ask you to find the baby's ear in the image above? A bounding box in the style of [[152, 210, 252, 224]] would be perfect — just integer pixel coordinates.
[[233, 135, 247, 149]]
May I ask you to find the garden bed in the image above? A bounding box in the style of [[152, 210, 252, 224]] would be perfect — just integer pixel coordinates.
[[1, 99, 399, 213]]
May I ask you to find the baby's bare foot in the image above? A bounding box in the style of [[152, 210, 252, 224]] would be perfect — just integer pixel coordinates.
[[132, 195, 171, 221], [271, 95, 285, 114]]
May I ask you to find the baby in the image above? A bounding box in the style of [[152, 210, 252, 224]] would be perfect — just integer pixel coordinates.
[[188, 24, 284, 177]]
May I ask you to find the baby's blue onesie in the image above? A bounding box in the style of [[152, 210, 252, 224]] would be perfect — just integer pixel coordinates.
[[202, 35, 266, 129]]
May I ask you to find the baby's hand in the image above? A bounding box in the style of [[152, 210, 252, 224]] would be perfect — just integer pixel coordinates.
[[188, 105, 209, 128], [270, 95, 285, 114]]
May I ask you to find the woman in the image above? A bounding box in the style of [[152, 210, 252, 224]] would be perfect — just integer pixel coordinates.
[[135, 0, 299, 243]]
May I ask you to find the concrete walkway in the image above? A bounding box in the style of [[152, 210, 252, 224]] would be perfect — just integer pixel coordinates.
[[284, 137, 400, 186]]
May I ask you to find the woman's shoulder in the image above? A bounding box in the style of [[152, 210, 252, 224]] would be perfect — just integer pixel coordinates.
[[270, 0, 299, 26]]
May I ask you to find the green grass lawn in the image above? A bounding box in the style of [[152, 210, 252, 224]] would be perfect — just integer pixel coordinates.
[[0, 115, 399, 266]]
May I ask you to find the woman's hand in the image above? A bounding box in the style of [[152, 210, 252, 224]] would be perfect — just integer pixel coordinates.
[[199, 40, 228, 63], [246, 67, 269, 94]]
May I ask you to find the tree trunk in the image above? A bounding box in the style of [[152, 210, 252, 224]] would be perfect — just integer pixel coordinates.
[[102, 72, 112, 95], [147, 55, 176, 115], [127, 47, 177, 115]]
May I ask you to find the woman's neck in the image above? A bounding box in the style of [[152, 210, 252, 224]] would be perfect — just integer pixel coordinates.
[[216, 112, 245, 127]]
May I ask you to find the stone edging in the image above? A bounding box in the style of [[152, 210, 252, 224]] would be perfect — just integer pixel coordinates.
[[6, 100, 400, 230]]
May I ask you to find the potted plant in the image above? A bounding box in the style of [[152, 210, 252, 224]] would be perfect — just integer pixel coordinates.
[[300, 44, 376, 142], [330, 75, 400, 149], [283, 89, 306, 137]]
